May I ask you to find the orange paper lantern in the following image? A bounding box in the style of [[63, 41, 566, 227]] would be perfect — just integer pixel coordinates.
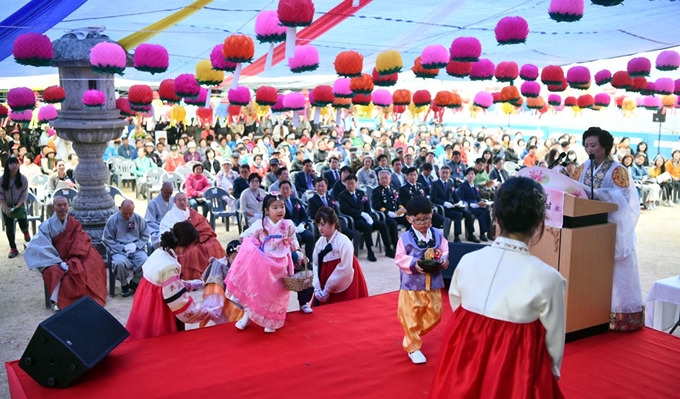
[[500, 86, 520, 103], [412, 56, 439, 79], [392, 89, 411, 106], [334, 51, 363, 78], [349, 73, 374, 95], [222, 34, 255, 63]]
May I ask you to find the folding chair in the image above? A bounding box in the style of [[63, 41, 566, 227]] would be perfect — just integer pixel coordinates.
[[162, 172, 185, 192], [105, 185, 128, 205], [143, 167, 165, 201], [203, 187, 241, 233]]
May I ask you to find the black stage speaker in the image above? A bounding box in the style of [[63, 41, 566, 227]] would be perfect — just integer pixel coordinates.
[[653, 109, 666, 123], [19, 296, 129, 388], [441, 242, 487, 283]]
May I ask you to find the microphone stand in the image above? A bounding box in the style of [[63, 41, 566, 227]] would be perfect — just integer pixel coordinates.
[[548, 153, 567, 169], [589, 154, 595, 200]]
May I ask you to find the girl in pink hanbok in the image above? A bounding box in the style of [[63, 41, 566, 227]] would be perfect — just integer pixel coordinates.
[[225, 192, 304, 333]]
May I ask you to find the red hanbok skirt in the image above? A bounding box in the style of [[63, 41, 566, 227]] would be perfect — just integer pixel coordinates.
[[429, 307, 564, 399], [315, 256, 369, 306], [125, 278, 184, 341]]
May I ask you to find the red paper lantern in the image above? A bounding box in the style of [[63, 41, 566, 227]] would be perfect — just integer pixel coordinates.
[[255, 86, 279, 106], [372, 68, 398, 87], [116, 98, 135, 117], [392, 89, 411, 106], [352, 93, 372, 106], [42, 86, 66, 104], [577, 94, 594, 109], [445, 61, 472, 78], [349, 74, 374, 95], [0, 105, 8, 118], [277, 0, 315, 27], [564, 96, 578, 107], [413, 90, 432, 107], [334, 51, 363, 78], [541, 65, 565, 86], [311, 85, 334, 106], [492, 92, 502, 104], [611, 71, 633, 90], [547, 79, 568, 92], [494, 61, 519, 83], [222, 35, 255, 63], [159, 79, 180, 104], [450, 93, 462, 108], [128, 85, 154, 111], [629, 77, 647, 93], [434, 91, 454, 108], [412, 56, 439, 79]]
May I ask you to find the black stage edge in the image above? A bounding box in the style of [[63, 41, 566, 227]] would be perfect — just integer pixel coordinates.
[[562, 213, 608, 229], [565, 322, 610, 343]]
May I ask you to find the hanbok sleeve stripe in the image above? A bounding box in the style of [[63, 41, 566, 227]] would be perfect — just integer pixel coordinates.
[[171, 297, 193, 315], [161, 275, 181, 288], [164, 287, 188, 304]]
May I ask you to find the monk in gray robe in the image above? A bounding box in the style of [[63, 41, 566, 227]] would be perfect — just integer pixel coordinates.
[[145, 182, 174, 248], [25, 196, 107, 310], [103, 199, 149, 297]]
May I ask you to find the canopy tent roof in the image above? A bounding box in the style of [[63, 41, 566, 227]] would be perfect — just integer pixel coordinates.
[[1, 0, 680, 84]]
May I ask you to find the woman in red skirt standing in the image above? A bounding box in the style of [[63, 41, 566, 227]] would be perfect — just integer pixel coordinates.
[[312, 207, 368, 305], [429, 177, 566, 398]]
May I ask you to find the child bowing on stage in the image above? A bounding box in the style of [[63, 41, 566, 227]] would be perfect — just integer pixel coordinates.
[[312, 206, 368, 305], [395, 196, 449, 365], [225, 192, 306, 334], [199, 240, 245, 327]]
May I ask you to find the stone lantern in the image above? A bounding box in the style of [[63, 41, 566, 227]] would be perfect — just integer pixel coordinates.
[[50, 28, 130, 246]]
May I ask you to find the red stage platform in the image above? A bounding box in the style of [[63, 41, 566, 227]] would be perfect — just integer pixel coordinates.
[[6, 292, 679, 398]]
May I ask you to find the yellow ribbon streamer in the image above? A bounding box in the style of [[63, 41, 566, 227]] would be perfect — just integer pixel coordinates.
[[118, 0, 215, 50]]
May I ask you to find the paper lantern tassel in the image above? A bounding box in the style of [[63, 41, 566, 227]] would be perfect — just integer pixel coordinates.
[[231, 64, 242, 90], [285, 27, 296, 60]]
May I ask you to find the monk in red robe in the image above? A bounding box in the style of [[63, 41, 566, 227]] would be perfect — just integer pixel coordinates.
[[159, 192, 224, 279], [25, 196, 107, 310]]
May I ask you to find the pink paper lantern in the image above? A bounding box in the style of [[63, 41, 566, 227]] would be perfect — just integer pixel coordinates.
[[37, 105, 58, 123], [655, 78, 674, 95], [594, 69, 612, 86], [627, 57, 651, 77], [255, 10, 287, 43], [228, 86, 251, 107], [521, 81, 541, 98], [116, 98, 134, 117], [469, 59, 495, 81], [7, 87, 36, 112], [372, 90, 392, 107], [133, 43, 169, 74], [11, 110, 32, 123], [449, 37, 482, 62], [548, 0, 584, 22], [420, 45, 449, 69], [656, 50, 680, 71], [283, 92, 306, 111], [495, 61, 519, 83], [288, 45, 319, 73], [495, 16, 529, 45], [520, 64, 539, 81], [594, 93, 611, 107], [90, 42, 126, 75], [640, 81, 656, 96], [674, 79, 680, 96], [548, 94, 562, 106], [12, 33, 53, 67], [333, 78, 353, 99], [82, 90, 106, 108], [271, 94, 287, 113], [473, 91, 493, 109], [184, 87, 209, 106], [174, 74, 200, 98], [643, 96, 662, 110], [566, 66, 590, 88], [210, 45, 237, 72]]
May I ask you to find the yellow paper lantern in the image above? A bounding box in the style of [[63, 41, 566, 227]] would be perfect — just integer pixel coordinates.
[[196, 59, 225, 86], [501, 102, 516, 115], [375, 50, 403, 75], [170, 104, 186, 126]]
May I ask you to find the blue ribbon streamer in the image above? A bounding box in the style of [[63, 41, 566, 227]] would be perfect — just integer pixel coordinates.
[[0, 0, 88, 63]]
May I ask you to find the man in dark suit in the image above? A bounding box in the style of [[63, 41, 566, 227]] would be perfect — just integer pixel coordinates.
[[488, 157, 510, 185], [294, 159, 317, 196], [373, 154, 391, 174], [371, 170, 406, 248], [447, 150, 466, 187], [390, 158, 406, 192], [323, 156, 342, 187], [279, 180, 315, 312], [457, 167, 491, 242], [308, 177, 354, 241], [417, 162, 436, 196], [331, 165, 352, 199], [232, 164, 251, 200], [430, 165, 475, 243], [338, 174, 393, 261], [398, 167, 445, 230]]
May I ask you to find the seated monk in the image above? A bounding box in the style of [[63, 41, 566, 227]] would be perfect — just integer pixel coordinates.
[[24, 196, 107, 311], [159, 192, 224, 279]]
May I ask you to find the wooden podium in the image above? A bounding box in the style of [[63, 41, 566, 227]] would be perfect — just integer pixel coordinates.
[[530, 195, 618, 340]]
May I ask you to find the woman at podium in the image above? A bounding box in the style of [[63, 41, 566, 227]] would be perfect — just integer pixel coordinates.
[[573, 127, 644, 331]]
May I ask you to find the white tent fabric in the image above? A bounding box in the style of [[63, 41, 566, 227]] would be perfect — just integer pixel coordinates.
[[1, 0, 680, 84]]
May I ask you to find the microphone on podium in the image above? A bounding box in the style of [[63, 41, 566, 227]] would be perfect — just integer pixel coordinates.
[[589, 153, 595, 200], [548, 152, 567, 169]]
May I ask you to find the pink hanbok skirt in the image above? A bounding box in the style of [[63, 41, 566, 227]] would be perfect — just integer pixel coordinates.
[[224, 236, 294, 330]]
